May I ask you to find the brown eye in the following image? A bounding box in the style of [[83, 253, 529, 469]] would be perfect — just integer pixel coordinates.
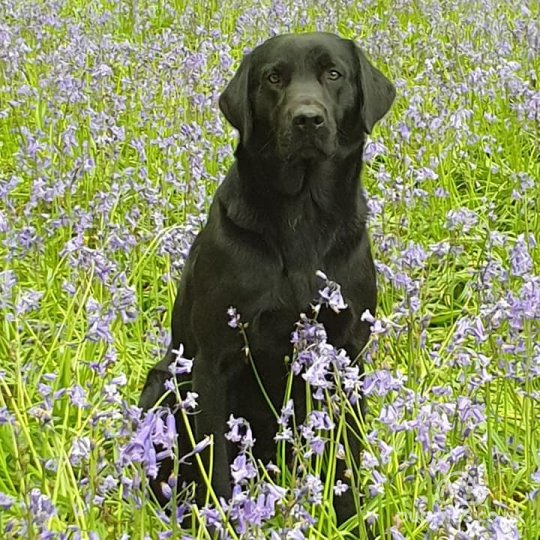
[[327, 69, 342, 81], [267, 73, 281, 84]]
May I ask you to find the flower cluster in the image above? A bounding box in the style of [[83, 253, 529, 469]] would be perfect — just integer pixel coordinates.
[[0, 0, 537, 537]]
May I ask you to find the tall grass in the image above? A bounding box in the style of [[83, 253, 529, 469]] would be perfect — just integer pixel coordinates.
[[0, 0, 538, 538]]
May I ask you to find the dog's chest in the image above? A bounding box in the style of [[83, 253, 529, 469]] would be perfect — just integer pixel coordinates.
[[279, 194, 336, 259], [269, 213, 336, 308], [249, 269, 320, 356]]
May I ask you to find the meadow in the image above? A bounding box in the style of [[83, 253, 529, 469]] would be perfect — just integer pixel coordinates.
[[0, 0, 539, 538]]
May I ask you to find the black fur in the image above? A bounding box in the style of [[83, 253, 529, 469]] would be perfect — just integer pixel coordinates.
[[139, 32, 395, 524]]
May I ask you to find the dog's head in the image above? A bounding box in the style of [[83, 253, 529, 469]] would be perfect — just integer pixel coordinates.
[[219, 32, 395, 162]]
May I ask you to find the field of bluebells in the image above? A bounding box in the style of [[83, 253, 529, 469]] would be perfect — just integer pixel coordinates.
[[0, 0, 539, 538]]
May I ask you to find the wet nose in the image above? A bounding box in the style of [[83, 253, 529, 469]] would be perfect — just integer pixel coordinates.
[[292, 105, 325, 130]]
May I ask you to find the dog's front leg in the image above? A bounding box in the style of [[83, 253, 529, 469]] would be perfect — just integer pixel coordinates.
[[192, 356, 233, 505]]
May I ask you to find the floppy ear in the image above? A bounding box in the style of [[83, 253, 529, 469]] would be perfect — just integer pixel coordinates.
[[354, 45, 395, 134], [219, 53, 252, 143]]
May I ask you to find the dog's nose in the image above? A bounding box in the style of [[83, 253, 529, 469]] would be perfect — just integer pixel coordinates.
[[292, 106, 325, 130]]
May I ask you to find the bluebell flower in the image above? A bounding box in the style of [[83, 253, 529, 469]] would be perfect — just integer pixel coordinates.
[[69, 436, 92, 466], [490, 516, 520, 539], [227, 306, 241, 328], [225, 415, 255, 450], [230, 453, 257, 485], [333, 480, 348, 496], [168, 345, 193, 375], [316, 270, 348, 313], [121, 408, 177, 479], [509, 234, 533, 277], [0, 492, 14, 511]]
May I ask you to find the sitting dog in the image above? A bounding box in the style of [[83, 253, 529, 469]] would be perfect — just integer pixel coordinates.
[[140, 31, 395, 525]]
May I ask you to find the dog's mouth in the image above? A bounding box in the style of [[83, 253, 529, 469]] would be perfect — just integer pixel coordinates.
[[296, 143, 329, 159], [279, 135, 335, 162]]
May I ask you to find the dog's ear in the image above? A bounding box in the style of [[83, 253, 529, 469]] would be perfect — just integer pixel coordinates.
[[354, 44, 395, 134], [219, 53, 252, 143]]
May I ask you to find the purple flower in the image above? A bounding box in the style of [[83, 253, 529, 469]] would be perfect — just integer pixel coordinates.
[[111, 278, 138, 323], [157, 504, 189, 528], [29, 402, 53, 426], [449, 446, 468, 464], [200, 505, 222, 529], [400, 242, 428, 270], [180, 391, 198, 411], [278, 398, 295, 427], [305, 435, 325, 456], [426, 505, 446, 531], [283, 530, 306, 540], [301, 348, 333, 393], [68, 385, 89, 409], [307, 410, 334, 431], [0, 406, 14, 426], [290, 312, 363, 402], [290, 314, 327, 350], [452, 316, 488, 345], [316, 270, 348, 313], [28, 488, 57, 525], [449, 464, 489, 507], [168, 345, 193, 375], [0, 270, 16, 310], [446, 208, 479, 233], [509, 234, 533, 277], [368, 470, 386, 497], [333, 480, 348, 496], [85, 298, 114, 343], [225, 415, 255, 450], [449, 108, 473, 129], [396, 122, 411, 141], [99, 475, 118, 494], [411, 403, 452, 454], [227, 481, 286, 534], [490, 516, 519, 539], [227, 306, 241, 328], [179, 436, 211, 465], [230, 453, 257, 485], [121, 408, 177, 478], [15, 289, 43, 314], [363, 140, 387, 163], [296, 474, 323, 505], [378, 440, 394, 465], [363, 370, 405, 397], [414, 166, 438, 182], [362, 450, 379, 469], [0, 492, 14, 511], [361, 309, 390, 335], [276, 399, 295, 442], [456, 397, 486, 435], [275, 426, 293, 443], [69, 437, 92, 466], [390, 528, 406, 540], [434, 187, 449, 198]]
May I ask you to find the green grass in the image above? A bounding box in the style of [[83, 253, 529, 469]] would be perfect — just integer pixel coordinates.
[[0, 0, 539, 538]]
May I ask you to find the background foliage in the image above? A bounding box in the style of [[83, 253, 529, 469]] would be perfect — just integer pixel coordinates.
[[0, 0, 538, 538]]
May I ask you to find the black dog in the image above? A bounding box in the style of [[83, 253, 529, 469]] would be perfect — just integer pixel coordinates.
[[140, 32, 394, 525]]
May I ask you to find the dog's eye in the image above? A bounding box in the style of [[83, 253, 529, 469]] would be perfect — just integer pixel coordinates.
[[327, 69, 342, 81], [267, 73, 281, 84]]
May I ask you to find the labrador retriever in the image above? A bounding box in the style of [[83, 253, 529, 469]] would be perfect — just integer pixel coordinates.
[[139, 31, 395, 525]]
